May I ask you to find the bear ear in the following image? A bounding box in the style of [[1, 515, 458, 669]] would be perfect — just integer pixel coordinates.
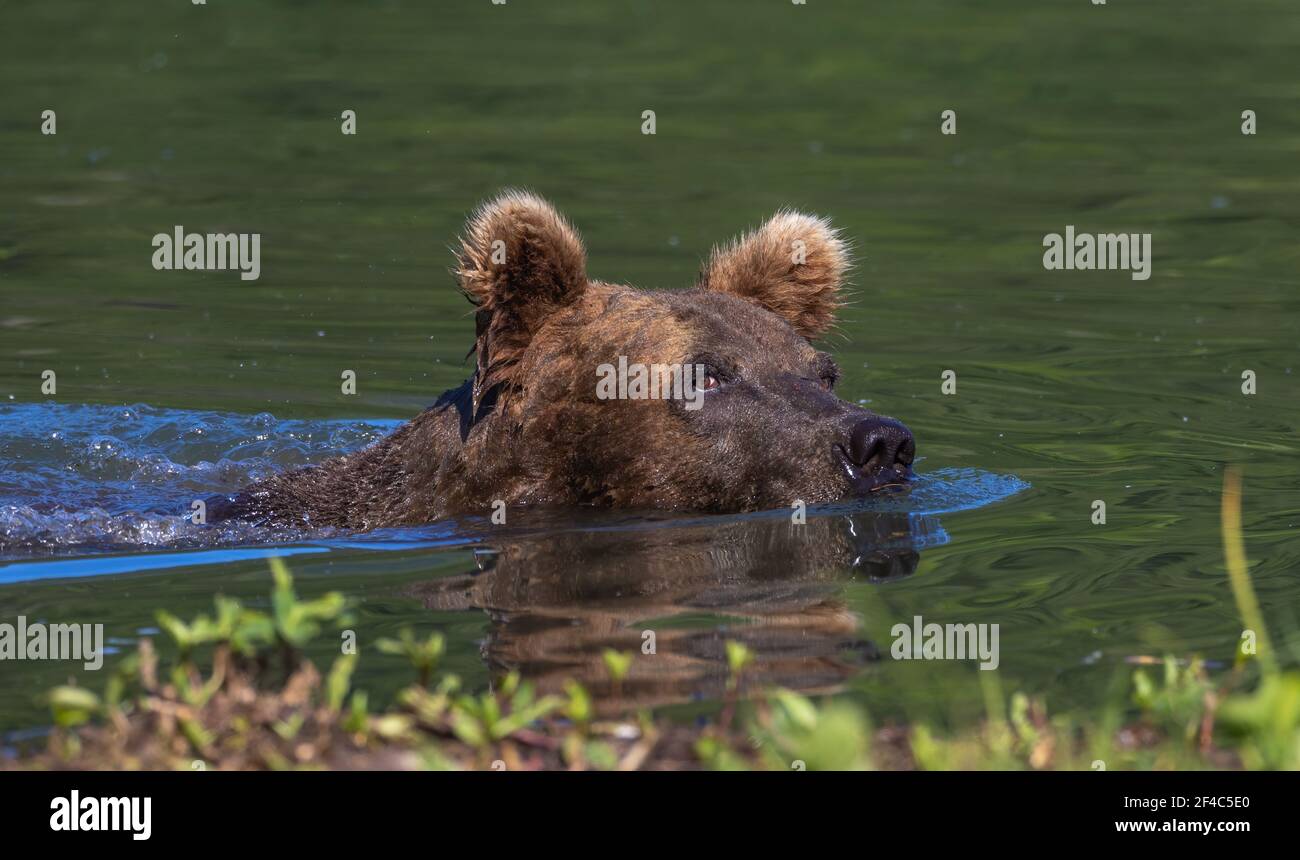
[[698, 210, 849, 339], [455, 190, 588, 413]]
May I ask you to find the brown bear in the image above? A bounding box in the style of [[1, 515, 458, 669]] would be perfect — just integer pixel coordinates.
[[219, 191, 915, 530]]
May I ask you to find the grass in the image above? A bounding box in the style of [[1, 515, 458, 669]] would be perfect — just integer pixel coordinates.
[[7, 468, 1297, 771]]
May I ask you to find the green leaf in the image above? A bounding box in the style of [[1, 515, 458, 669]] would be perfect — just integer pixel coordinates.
[[343, 691, 370, 735], [155, 610, 195, 650], [491, 695, 564, 740], [231, 612, 274, 655], [326, 653, 357, 712], [584, 741, 619, 771], [770, 688, 818, 733], [273, 713, 305, 741], [449, 710, 488, 748], [602, 649, 633, 682], [375, 637, 404, 656], [564, 681, 592, 724], [179, 717, 214, 753], [48, 686, 100, 728], [371, 714, 414, 741], [725, 640, 754, 675]]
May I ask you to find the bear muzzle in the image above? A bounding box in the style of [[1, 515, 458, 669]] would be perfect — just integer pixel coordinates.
[[836, 416, 916, 494]]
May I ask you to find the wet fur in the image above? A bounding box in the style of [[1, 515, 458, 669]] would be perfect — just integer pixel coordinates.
[[224, 191, 894, 530]]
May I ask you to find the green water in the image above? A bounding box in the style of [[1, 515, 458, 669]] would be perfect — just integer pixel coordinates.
[[2, 1, 1299, 741]]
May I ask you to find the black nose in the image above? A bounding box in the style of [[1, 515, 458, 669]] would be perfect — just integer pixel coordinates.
[[847, 417, 915, 472]]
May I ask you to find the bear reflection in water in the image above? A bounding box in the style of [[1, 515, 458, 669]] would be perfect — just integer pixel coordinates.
[[409, 510, 940, 713]]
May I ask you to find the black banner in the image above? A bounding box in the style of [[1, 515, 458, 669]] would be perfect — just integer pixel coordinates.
[[3, 770, 1280, 846]]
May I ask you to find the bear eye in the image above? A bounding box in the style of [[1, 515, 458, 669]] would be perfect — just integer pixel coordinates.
[[688, 355, 734, 392]]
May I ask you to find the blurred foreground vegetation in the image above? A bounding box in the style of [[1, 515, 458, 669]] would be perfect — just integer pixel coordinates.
[[8, 469, 1296, 771]]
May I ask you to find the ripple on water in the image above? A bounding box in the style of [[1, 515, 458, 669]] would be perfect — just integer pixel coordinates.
[[0, 403, 1026, 561], [0, 403, 398, 555]]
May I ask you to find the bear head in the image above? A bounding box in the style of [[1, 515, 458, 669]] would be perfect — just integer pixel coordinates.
[[453, 190, 914, 513]]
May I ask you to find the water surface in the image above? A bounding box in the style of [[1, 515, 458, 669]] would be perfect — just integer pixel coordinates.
[[2, 0, 1298, 740]]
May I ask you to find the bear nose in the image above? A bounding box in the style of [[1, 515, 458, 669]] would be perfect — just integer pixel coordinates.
[[847, 417, 915, 471]]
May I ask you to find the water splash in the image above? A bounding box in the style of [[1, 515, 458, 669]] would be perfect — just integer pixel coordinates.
[[0, 403, 1027, 578], [0, 403, 397, 555]]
